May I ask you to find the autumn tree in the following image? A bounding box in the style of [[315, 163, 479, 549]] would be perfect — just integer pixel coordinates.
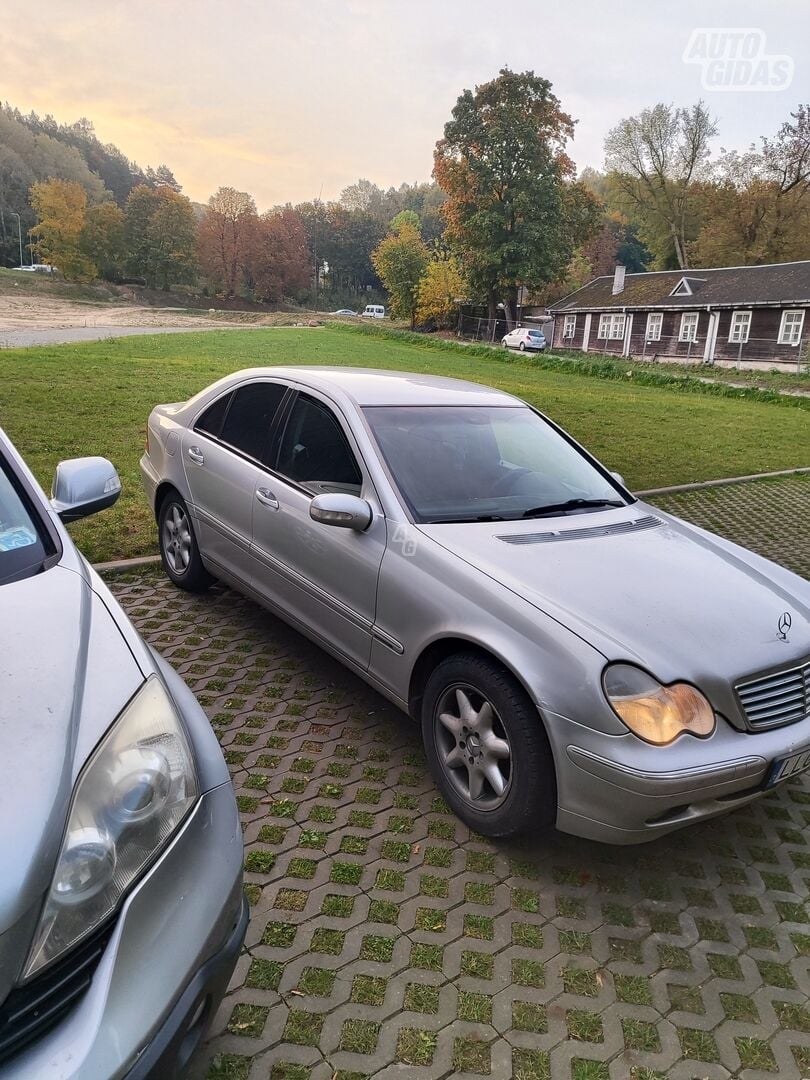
[[415, 254, 466, 328], [124, 184, 197, 289], [371, 217, 429, 326], [29, 178, 95, 279], [198, 186, 257, 296], [689, 104, 810, 266], [434, 68, 597, 325], [251, 206, 310, 302], [80, 201, 126, 280], [604, 101, 717, 269]]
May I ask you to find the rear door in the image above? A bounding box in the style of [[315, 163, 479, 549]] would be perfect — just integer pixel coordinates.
[[249, 389, 386, 670], [182, 380, 289, 576]]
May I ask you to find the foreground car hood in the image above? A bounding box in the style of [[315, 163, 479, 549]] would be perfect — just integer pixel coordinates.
[[0, 564, 144, 942], [422, 503, 810, 706]]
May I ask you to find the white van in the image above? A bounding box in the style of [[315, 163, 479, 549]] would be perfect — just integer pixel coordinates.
[[361, 304, 386, 319]]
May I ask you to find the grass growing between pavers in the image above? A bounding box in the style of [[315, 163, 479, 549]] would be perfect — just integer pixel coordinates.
[[104, 568, 810, 1080], [3, 325, 809, 562]]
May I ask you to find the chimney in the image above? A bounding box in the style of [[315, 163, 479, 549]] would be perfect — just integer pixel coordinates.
[[612, 264, 626, 295]]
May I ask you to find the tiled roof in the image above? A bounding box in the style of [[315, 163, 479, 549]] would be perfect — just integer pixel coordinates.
[[550, 261, 810, 312]]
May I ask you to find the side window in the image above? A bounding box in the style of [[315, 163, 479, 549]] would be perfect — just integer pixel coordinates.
[[219, 382, 287, 464], [275, 394, 362, 496], [195, 392, 232, 438]]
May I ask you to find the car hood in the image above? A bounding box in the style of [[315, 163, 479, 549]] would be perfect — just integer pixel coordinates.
[[0, 561, 145, 962], [420, 503, 810, 709]]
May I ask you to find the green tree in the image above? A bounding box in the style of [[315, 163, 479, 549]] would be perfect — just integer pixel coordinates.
[[415, 254, 466, 328], [29, 178, 95, 279], [80, 201, 126, 280], [434, 68, 597, 325], [371, 218, 429, 326], [124, 184, 197, 289], [604, 101, 717, 269]]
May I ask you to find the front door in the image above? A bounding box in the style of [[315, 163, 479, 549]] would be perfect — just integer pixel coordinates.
[[249, 390, 386, 670]]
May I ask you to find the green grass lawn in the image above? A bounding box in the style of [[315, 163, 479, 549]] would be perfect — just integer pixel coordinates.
[[1, 325, 807, 563]]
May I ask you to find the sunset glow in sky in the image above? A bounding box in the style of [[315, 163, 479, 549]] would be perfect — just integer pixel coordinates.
[[4, 0, 808, 210]]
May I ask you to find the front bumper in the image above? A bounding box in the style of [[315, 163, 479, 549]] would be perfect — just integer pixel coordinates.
[[1, 782, 245, 1080], [552, 709, 810, 844]]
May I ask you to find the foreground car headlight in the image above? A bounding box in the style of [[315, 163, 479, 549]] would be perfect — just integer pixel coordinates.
[[23, 677, 198, 979], [603, 664, 715, 746]]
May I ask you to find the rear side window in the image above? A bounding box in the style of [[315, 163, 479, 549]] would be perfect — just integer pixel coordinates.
[[195, 392, 232, 438], [219, 382, 287, 463], [275, 394, 362, 495]]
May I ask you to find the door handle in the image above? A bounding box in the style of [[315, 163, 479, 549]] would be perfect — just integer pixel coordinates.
[[187, 446, 205, 465], [255, 487, 279, 509]]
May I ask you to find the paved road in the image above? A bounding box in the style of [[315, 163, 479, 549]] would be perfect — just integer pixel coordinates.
[[0, 324, 237, 348], [104, 476, 810, 1080]]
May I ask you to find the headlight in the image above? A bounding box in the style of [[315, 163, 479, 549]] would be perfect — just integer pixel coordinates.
[[23, 677, 198, 979], [603, 664, 715, 746]]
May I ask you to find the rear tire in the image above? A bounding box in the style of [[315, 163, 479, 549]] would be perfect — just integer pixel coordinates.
[[421, 652, 556, 838], [519, 341, 526, 352], [158, 491, 215, 592]]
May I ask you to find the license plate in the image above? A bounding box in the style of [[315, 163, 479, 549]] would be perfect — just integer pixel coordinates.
[[766, 749, 810, 788]]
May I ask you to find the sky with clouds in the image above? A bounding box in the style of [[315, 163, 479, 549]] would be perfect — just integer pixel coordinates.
[[2, 0, 808, 210]]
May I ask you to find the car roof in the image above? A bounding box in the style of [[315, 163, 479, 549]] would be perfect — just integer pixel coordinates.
[[223, 366, 521, 407]]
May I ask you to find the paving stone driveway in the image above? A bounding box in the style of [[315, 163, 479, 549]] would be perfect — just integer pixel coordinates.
[[106, 476, 810, 1080]]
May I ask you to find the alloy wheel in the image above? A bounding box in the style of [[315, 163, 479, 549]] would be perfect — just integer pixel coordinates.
[[434, 683, 512, 809], [162, 503, 192, 574]]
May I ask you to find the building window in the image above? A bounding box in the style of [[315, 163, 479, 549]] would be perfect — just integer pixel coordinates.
[[679, 312, 699, 342], [729, 310, 751, 344], [645, 313, 663, 341], [778, 309, 805, 345], [563, 314, 577, 339], [598, 313, 625, 340]]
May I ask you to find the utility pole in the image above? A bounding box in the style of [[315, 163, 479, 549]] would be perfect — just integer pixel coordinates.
[[9, 212, 23, 266]]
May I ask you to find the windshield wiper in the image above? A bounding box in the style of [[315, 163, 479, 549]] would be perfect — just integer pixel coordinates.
[[521, 498, 625, 519], [429, 514, 506, 524]]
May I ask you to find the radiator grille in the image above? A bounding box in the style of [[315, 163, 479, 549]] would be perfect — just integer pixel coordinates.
[[0, 923, 113, 1064], [735, 658, 810, 731]]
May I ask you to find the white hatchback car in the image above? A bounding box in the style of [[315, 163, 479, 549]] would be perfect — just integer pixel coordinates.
[[502, 327, 546, 352], [361, 305, 386, 319]]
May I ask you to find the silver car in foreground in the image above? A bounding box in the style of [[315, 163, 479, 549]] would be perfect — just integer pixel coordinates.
[[141, 367, 810, 844], [0, 428, 246, 1078]]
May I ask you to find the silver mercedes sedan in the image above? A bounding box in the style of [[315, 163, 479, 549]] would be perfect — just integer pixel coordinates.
[[141, 367, 810, 844]]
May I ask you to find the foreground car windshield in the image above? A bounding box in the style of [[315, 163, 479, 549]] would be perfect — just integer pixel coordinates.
[[364, 405, 628, 523], [0, 454, 50, 584]]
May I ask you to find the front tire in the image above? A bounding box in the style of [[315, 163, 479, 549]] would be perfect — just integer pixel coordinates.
[[421, 653, 556, 838], [158, 491, 215, 592]]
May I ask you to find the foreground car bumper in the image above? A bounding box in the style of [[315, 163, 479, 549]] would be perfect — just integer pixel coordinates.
[[2, 782, 245, 1079], [551, 709, 810, 844]]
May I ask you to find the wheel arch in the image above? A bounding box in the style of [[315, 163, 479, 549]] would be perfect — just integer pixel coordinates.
[[407, 636, 539, 722], [154, 481, 182, 521]]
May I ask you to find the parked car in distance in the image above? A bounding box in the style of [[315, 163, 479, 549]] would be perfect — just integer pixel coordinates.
[[502, 326, 546, 351], [0, 427, 246, 1078], [141, 367, 810, 845], [361, 304, 386, 318], [12, 263, 58, 274], [332, 309, 358, 316]]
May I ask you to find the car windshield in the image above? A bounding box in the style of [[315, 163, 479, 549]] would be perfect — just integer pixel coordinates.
[[364, 405, 629, 523], [527, 330, 544, 338], [0, 452, 50, 585]]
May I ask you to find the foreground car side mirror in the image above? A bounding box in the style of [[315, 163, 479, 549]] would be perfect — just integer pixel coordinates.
[[51, 457, 122, 523], [610, 471, 627, 488], [310, 493, 372, 531]]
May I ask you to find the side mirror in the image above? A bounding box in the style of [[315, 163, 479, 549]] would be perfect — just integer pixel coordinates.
[[51, 457, 121, 523], [610, 471, 626, 488], [310, 493, 372, 531]]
